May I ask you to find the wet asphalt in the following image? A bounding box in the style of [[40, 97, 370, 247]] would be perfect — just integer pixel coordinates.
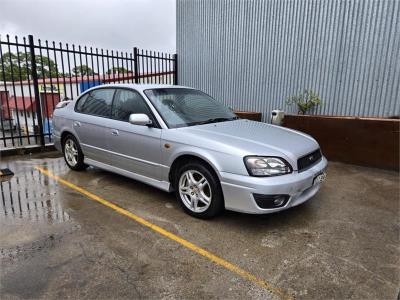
[[0, 152, 399, 299]]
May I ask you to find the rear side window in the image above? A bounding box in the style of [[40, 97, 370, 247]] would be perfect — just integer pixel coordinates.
[[76, 89, 115, 117], [75, 94, 89, 111], [112, 89, 154, 122]]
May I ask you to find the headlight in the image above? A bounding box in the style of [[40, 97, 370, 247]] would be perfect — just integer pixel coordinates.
[[244, 156, 292, 177]]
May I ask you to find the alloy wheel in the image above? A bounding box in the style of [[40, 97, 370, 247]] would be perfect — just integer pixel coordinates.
[[64, 139, 78, 167], [178, 170, 212, 213]]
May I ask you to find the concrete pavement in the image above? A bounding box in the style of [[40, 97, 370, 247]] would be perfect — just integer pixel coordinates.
[[1, 152, 399, 299]]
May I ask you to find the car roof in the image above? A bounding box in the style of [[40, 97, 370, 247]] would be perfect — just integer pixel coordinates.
[[86, 83, 194, 93]]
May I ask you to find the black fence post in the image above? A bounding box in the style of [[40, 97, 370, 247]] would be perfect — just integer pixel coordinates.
[[173, 54, 178, 85], [28, 35, 45, 147], [133, 47, 139, 84]]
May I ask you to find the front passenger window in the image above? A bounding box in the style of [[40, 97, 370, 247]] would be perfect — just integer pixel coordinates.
[[112, 89, 153, 122]]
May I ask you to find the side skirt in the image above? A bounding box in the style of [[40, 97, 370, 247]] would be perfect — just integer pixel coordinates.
[[84, 158, 171, 192]]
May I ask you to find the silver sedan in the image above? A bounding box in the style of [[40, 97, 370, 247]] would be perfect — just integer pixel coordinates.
[[53, 84, 327, 218]]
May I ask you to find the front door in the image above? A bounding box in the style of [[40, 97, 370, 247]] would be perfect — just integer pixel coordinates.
[[106, 88, 162, 180]]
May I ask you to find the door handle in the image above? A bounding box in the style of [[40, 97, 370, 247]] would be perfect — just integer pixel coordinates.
[[111, 129, 119, 136], [73, 121, 81, 127]]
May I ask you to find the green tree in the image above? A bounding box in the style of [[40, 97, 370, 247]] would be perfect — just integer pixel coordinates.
[[107, 67, 128, 75], [0, 52, 58, 81], [72, 65, 94, 76], [59, 72, 71, 77]]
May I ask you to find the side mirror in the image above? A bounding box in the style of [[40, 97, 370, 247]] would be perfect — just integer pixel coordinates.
[[55, 100, 72, 109], [128, 113, 153, 126]]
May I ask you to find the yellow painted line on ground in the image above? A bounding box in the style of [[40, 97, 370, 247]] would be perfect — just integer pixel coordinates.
[[35, 166, 293, 300]]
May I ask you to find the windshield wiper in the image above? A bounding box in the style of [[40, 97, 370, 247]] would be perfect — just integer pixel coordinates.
[[191, 116, 239, 126]]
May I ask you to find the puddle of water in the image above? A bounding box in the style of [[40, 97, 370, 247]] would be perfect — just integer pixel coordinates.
[[0, 159, 71, 224]]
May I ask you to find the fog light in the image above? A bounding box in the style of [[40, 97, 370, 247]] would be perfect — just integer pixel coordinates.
[[273, 197, 286, 207], [252, 194, 289, 209]]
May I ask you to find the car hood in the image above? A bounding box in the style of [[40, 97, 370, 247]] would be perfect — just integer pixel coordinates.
[[174, 119, 320, 166]]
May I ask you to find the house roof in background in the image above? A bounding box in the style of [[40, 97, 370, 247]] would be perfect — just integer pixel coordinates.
[[0, 71, 174, 86]]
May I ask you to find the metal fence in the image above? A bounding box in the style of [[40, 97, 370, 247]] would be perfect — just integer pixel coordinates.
[[0, 34, 177, 150]]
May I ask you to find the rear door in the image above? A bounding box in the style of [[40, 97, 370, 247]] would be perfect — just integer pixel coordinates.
[[106, 88, 162, 180], [73, 88, 115, 163]]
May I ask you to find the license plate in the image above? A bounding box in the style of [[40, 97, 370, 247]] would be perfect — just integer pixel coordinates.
[[313, 172, 327, 185]]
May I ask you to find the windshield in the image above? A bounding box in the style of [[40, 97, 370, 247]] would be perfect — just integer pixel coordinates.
[[144, 88, 237, 128]]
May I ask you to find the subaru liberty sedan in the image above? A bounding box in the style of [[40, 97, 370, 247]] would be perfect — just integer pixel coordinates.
[[53, 84, 327, 218]]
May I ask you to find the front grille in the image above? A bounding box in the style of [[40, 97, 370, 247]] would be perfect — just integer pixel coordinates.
[[297, 149, 322, 172]]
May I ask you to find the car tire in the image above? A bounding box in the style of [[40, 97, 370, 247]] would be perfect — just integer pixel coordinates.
[[174, 161, 224, 219], [62, 134, 87, 171]]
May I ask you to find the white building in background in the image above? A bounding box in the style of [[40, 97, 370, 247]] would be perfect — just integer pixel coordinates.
[[0, 71, 171, 101], [0, 73, 130, 131], [0, 71, 174, 131]]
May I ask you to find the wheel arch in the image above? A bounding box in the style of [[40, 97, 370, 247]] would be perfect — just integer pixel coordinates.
[[60, 130, 75, 148], [168, 154, 221, 188]]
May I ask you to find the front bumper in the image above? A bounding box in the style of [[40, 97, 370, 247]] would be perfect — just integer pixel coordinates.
[[220, 156, 328, 214]]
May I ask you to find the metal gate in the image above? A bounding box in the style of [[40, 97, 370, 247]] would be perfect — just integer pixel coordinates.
[[0, 34, 177, 150]]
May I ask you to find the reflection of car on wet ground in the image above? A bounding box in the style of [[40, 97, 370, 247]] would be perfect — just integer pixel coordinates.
[[53, 84, 327, 218]]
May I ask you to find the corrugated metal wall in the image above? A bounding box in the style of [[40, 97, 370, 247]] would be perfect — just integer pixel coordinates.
[[177, 0, 400, 121]]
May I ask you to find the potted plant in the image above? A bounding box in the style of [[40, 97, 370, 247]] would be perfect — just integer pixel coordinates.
[[286, 89, 322, 115]]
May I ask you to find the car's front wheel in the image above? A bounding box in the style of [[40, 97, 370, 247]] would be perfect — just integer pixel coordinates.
[[174, 162, 224, 219], [63, 134, 87, 171]]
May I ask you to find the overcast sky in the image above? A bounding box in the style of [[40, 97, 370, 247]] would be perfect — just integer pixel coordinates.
[[0, 0, 176, 54]]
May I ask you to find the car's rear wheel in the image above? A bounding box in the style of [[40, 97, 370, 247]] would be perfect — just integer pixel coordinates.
[[174, 162, 224, 219], [63, 134, 87, 171]]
